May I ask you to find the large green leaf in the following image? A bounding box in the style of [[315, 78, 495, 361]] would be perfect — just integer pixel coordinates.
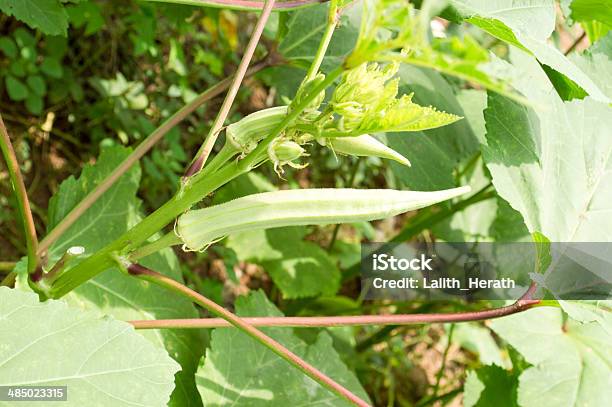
[[46, 146, 204, 406], [215, 173, 341, 299], [0, 287, 179, 406], [490, 307, 612, 407], [195, 290, 369, 405], [482, 50, 612, 242], [0, 0, 69, 36], [451, 0, 612, 103]]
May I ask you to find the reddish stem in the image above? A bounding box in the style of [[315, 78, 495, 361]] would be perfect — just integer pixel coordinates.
[[129, 295, 540, 329]]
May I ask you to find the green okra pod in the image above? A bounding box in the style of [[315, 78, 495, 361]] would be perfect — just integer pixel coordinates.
[[319, 134, 411, 166], [176, 186, 470, 251]]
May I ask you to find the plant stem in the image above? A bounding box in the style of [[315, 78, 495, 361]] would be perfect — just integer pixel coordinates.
[[196, 143, 238, 179], [0, 114, 39, 278], [129, 287, 541, 329], [129, 233, 181, 261], [44, 246, 85, 282], [38, 58, 273, 257], [415, 388, 462, 407], [431, 323, 454, 398], [0, 261, 16, 272], [127, 263, 370, 407], [186, 0, 276, 177], [564, 30, 586, 55], [304, 0, 339, 81]]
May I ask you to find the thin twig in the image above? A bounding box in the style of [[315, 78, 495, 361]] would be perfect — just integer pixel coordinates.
[[127, 263, 370, 407], [185, 0, 277, 177], [564, 31, 587, 55], [431, 323, 455, 398], [129, 283, 541, 329], [0, 114, 39, 278], [0, 261, 16, 272], [38, 58, 274, 257]]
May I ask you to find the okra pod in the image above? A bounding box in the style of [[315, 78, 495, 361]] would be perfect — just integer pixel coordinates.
[[319, 134, 411, 166], [176, 186, 470, 251]]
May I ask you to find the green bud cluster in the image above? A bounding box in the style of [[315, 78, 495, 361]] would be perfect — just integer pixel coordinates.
[[331, 62, 400, 132], [327, 61, 461, 137]]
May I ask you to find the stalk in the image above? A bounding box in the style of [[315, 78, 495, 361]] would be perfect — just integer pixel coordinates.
[[195, 143, 238, 178], [0, 114, 39, 278], [0, 261, 16, 272], [304, 0, 339, 81], [128, 233, 181, 261], [128, 298, 542, 329], [127, 263, 370, 407]]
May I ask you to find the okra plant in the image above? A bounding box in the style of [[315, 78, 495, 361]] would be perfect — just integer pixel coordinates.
[[0, 0, 610, 406]]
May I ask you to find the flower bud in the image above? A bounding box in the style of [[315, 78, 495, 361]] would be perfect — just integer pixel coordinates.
[[332, 62, 399, 112], [319, 134, 411, 166], [269, 140, 305, 162], [267, 139, 307, 175]]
